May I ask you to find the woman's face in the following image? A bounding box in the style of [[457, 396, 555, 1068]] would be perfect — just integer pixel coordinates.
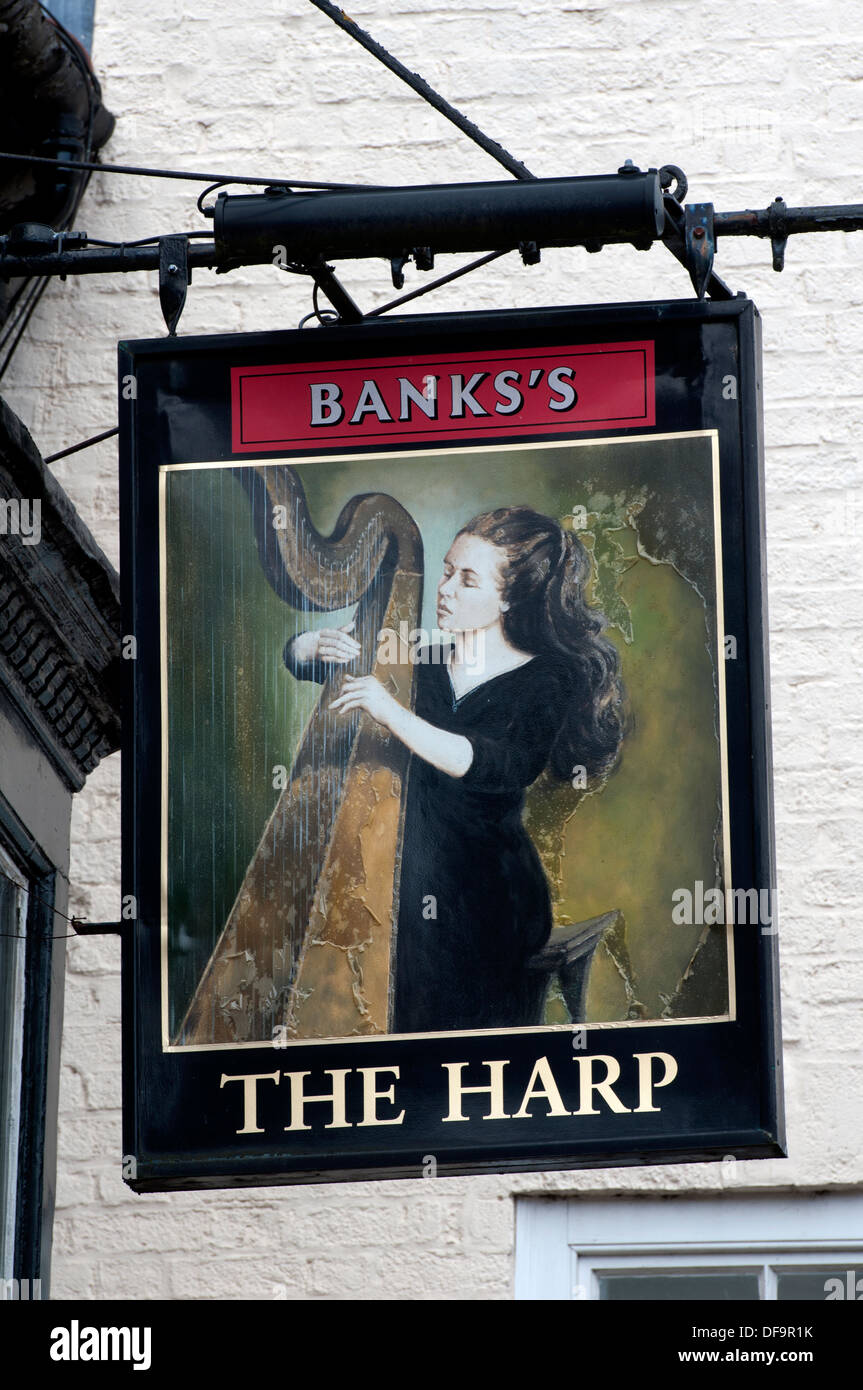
[[436, 533, 508, 633]]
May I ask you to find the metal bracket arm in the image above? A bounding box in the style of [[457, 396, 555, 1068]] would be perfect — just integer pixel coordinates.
[[684, 203, 716, 300]]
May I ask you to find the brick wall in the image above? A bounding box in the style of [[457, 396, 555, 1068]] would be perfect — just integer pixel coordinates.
[[4, 0, 862, 1298]]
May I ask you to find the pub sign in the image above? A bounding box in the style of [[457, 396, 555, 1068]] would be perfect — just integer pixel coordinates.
[[119, 296, 784, 1189]]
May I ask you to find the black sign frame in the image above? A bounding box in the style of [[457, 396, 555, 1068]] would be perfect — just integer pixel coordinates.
[[120, 296, 783, 1190]]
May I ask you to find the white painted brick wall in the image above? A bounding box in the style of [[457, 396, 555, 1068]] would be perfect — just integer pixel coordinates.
[[4, 0, 863, 1299]]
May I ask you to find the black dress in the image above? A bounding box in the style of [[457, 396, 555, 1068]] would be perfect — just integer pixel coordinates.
[[284, 638, 571, 1034]]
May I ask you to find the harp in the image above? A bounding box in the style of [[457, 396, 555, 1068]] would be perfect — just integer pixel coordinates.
[[177, 465, 423, 1045]]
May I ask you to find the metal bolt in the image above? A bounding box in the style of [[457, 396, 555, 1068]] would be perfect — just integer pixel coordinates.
[[168, 263, 178, 274], [693, 227, 705, 239]]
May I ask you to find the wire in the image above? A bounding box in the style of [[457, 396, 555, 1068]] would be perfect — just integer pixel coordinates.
[[38, 2, 102, 105], [367, 248, 513, 316], [197, 180, 229, 215], [81, 232, 212, 247], [36, 2, 99, 227], [0, 277, 51, 380], [0, 274, 47, 352], [0, 150, 391, 193], [308, 278, 337, 325], [0, 931, 78, 939], [44, 426, 118, 464], [0, 864, 91, 939], [2, 273, 38, 321], [296, 277, 338, 328], [0, 5, 101, 379]]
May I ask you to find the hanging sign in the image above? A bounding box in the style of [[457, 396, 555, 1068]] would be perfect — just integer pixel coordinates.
[[120, 297, 783, 1189]]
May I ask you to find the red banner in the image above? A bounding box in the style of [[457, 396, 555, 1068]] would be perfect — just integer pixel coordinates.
[[231, 340, 654, 452]]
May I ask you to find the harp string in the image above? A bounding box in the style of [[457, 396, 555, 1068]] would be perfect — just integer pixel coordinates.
[[176, 465, 422, 1046]]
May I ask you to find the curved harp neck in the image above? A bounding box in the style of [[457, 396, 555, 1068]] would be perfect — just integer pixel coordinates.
[[239, 464, 422, 610]]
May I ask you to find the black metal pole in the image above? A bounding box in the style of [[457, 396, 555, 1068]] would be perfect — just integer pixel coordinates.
[[0, 242, 219, 278], [307, 0, 535, 182], [715, 203, 863, 237], [211, 172, 665, 267], [0, 192, 861, 293]]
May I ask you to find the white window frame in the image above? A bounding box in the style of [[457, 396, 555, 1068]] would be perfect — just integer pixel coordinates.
[[0, 844, 28, 1280], [514, 1193, 863, 1301]]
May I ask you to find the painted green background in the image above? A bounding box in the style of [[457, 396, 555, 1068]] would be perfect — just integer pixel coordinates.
[[164, 435, 728, 1036]]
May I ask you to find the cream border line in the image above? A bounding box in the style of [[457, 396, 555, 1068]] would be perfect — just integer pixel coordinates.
[[158, 430, 733, 1051]]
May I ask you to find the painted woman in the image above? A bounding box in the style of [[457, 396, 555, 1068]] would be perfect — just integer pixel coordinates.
[[286, 505, 626, 1033]]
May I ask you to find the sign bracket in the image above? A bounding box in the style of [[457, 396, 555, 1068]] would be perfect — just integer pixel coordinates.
[[158, 234, 189, 335], [683, 202, 717, 300]]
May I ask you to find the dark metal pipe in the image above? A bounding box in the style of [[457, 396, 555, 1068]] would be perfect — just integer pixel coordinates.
[[0, 243, 219, 277], [4, 191, 860, 291], [715, 203, 863, 237], [212, 172, 666, 267]]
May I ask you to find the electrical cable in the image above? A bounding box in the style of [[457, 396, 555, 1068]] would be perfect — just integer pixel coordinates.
[[196, 181, 231, 215], [0, 931, 79, 940], [0, 5, 102, 378], [0, 277, 51, 379], [3, 273, 38, 321], [308, 277, 337, 326], [81, 232, 212, 248], [0, 274, 47, 352], [0, 864, 92, 939], [36, 2, 99, 226], [38, 2, 102, 104], [0, 150, 391, 192]]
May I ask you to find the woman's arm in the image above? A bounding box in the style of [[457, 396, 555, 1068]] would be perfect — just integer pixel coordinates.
[[285, 622, 361, 683], [329, 675, 473, 779], [388, 700, 474, 779]]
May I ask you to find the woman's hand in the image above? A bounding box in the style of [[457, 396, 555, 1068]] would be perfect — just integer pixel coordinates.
[[329, 674, 400, 730], [292, 621, 361, 666], [332, 676, 474, 778]]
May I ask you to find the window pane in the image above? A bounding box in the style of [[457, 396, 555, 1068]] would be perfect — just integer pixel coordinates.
[[777, 1269, 859, 1301], [599, 1272, 761, 1301], [0, 850, 28, 1279], [40, 3, 96, 52]]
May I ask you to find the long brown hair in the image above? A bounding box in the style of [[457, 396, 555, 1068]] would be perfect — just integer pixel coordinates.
[[457, 506, 626, 781]]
